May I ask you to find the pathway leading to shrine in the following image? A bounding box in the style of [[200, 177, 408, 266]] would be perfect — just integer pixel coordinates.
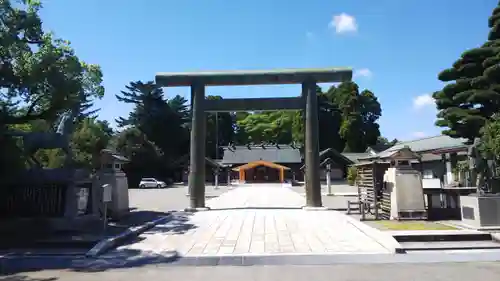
[[117, 184, 393, 257]]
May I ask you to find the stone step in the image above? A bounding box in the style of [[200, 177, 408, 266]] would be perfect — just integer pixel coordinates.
[[392, 231, 492, 242], [400, 240, 500, 251]]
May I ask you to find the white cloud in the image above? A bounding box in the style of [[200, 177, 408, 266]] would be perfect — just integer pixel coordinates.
[[329, 13, 358, 34], [413, 94, 435, 110], [411, 131, 427, 138], [354, 68, 372, 79]]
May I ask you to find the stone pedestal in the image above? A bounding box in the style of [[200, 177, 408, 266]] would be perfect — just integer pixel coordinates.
[[97, 149, 130, 220], [460, 194, 500, 230], [97, 170, 130, 220], [384, 167, 427, 220]]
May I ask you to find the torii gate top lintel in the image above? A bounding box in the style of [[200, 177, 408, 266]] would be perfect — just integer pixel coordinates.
[[155, 67, 353, 87]]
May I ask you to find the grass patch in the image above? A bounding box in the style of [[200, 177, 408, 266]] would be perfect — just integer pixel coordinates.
[[372, 221, 458, 231]]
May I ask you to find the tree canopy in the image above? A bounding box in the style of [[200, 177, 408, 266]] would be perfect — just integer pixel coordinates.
[[433, 1, 500, 143], [0, 0, 104, 125], [0, 0, 387, 183], [0, 0, 107, 176]]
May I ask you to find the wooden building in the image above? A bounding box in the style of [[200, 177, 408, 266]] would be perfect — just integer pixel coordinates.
[[222, 144, 303, 183]]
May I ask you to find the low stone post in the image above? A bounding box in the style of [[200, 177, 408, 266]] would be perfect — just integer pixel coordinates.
[[326, 163, 332, 195], [214, 168, 219, 189]]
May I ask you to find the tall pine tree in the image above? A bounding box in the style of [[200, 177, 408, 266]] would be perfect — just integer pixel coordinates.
[[434, 2, 500, 142]]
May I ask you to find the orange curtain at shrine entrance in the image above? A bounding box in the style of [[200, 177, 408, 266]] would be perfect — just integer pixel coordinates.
[[232, 160, 290, 183]]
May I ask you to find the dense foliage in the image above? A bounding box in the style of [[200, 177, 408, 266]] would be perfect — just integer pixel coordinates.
[[346, 166, 358, 186], [432, 2, 500, 167], [0, 0, 107, 177], [433, 2, 500, 143], [0, 0, 386, 184]]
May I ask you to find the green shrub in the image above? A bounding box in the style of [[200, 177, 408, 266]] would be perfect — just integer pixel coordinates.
[[347, 166, 358, 186]]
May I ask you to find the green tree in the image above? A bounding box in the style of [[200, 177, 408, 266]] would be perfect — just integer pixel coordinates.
[[71, 118, 114, 169], [111, 127, 166, 187], [433, 2, 500, 142], [236, 111, 294, 144], [376, 136, 399, 146], [0, 0, 104, 176], [205, 95, 234, 159], [0, 0, 104, 125], [168, 95, 190, 126], [327, 82, 382, 152], [115, 81, 190, 182], [233, 112, 250, 145], [318, 87, 344, 152], [480, 114, 500, 160], [289, 85, 343, 151], [116, 81, 189, 158]]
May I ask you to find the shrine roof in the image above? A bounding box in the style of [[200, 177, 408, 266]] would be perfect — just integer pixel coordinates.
[[222, 145, 301, 164]]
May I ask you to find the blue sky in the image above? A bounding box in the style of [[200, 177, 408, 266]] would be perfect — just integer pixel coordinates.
[[40, 0, 497, 141]]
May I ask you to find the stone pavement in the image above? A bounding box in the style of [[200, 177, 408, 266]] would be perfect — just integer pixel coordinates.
[[117, 184, 391, 256], [128, 185, 232, 213], [10, 262, 500, 281]]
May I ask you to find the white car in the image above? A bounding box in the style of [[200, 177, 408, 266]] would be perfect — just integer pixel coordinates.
[[139, 178, 167, 188]]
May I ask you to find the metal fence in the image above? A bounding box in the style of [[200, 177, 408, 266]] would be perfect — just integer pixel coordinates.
[[0, 184, 67, 218]]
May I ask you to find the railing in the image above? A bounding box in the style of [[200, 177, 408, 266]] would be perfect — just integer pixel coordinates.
[[0, 184, 67, 218]]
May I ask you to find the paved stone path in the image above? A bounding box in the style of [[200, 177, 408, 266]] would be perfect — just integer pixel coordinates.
[[11, 262, 500, 281], [118, 184, 390, 256], [128, 185, 233, 213]]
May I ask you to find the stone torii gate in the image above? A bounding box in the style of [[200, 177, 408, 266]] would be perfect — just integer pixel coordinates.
[[155, 68, 352, 211]]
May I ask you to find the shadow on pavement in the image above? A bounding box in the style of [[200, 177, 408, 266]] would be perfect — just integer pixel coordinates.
[[0, 213, 197, 274], [141, 212, 195, 234], [1, 248, 182, 275], [0, 276, 58, 281], [109, 210, 173, 230]]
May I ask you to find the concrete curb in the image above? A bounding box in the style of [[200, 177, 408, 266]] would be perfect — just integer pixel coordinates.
[[492, 233, 500, 242], [436, 221, 469, 230], [6, 251, 500, 272], [326, 192, 359, 196], [343, 216, 405, 254], [439, 221, 500, 232], [85, 213, 173, 258]]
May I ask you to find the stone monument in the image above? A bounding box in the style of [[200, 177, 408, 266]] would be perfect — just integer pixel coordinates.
[[468, 137, 489, 191], [460, 138, 500, 230], [382, 146, 427, 220]]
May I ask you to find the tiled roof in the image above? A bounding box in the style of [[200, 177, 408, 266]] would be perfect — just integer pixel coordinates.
[[372, 135, 468, 159], [368, 144, 394, 153], [341, 152, 373, 163], [205, 157, 223, 168], [300, 148, 357, 170], [101, 149, 129, 162], [222, 145, 301, 164]]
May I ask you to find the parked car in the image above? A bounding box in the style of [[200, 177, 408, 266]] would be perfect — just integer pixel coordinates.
[[139, 178, 167, 188]]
